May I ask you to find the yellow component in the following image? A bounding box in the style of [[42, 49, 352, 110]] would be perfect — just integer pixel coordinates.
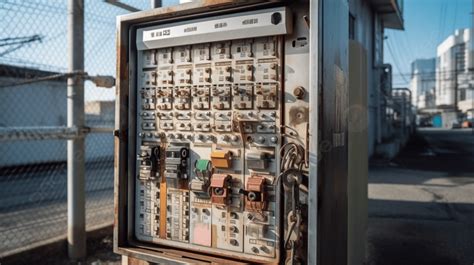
[[211, 150, 232, 169]]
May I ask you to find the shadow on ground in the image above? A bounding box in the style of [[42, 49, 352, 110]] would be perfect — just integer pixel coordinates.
[[367, 129, 474, 265], [1, 227, 121, 265]]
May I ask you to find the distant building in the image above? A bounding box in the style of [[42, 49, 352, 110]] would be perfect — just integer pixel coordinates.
[[0, 64, 67, 166], [436, 28, 474, 117], [85, 100, 115, 125], [84, 100, 115, 162], [410, 58, 436, 110], [0, 64, 114, 167]]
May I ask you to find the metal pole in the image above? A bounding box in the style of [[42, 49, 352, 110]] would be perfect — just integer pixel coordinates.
[[67, 0, 86, 260], [376, 72, 382, 144], [470, 0, 474, 75], [402, 95, 406, 137], [454, 52, 459, 113]]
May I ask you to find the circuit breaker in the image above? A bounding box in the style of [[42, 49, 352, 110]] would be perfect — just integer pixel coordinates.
[[116, 3, 311, 264]]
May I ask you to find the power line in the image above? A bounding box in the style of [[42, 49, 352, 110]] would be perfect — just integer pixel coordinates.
[[389, 33, 409, 76], [386, 37, 409, 84], [0, 35, 42, 48], [438, 1, 447, 43], [452, 0, 458, 35], [0, 35, 43, 57], [392, 68, 474, 77]]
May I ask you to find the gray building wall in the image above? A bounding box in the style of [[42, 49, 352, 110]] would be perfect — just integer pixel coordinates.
[[350, 0, 407, 158], [349, 0, 387, 157], [436, 29, 472, 107], [436, 29, 474, 116], [349, 0, 375, 156]]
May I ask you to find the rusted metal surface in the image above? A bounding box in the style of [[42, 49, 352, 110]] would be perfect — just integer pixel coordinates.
[[288, 106, 309, 127], [113, 4, 130, 252], [117, 0, 279, 25], [244, 175, 267, 211], [209, 173, 231, 205], [120, 246, 251, 265], [127, 256, 150, 265]]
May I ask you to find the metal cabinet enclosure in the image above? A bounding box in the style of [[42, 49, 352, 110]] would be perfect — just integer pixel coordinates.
[[114, 1, 351, 264]]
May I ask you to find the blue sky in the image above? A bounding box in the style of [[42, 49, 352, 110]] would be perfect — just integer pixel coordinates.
[[385, 0, 472, 87]]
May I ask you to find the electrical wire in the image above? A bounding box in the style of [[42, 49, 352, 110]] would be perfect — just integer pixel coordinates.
[[438, 1, 448, 43], [386, 38, 409, 84], [279, 143, 304, 172], [452, 0, 459, 37], [392, 68, 474, 77]]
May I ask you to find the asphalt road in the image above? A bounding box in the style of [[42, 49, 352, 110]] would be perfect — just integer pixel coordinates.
[[368, 128, 474, 265], [0, 159, 114, 257]]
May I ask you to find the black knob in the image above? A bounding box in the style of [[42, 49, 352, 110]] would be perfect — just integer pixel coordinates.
[[214, 187, 224, 196], [271, 12, 282, 25]]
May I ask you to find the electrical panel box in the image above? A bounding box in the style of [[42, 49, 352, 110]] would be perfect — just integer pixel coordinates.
[[116, 2, 312, 264]]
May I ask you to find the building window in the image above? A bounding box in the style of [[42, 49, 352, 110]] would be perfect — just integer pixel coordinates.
[[349, 13, 356, 40], [460, 88, 466, 101], [455, 43, 466, 72]]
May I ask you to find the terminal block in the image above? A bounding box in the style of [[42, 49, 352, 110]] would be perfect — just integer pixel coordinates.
[[233, 84, 254, 109], [166, 189, 190, 242], [256, 84, 278, 109], [210, 174, 232, 206], [210, 150, 232, 169], [137, 145, 161, 181], [190, 159, 213, 197], [192, 86, 211, 109], [164, 145, 189, 180], [211, 85, 232, 110], [243, 175, 267, 212]]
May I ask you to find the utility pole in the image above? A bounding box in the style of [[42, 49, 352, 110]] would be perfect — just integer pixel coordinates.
[[454, 51, 459, 113], [471, 0, 474, 134], [67, 0, 86, 260]]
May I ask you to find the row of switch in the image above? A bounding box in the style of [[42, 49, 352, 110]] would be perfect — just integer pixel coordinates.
[[142, 111, 276, 120], [141, 86, 278, 110], [138, 132, 278, 144], [143, 39, 277, 68], [142, 64, 277, 86], [143, 67, 278, 87], [143, 121, 275, 132]]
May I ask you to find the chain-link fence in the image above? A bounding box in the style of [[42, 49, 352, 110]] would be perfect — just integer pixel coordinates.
[[0, 0, 155, 262]]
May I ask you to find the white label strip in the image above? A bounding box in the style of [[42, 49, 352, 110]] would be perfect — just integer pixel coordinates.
[[137, 7, 291, 50]]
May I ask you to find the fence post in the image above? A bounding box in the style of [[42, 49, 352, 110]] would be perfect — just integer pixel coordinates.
[[67, 0, 86, 260], [150, 0, 162, 8]]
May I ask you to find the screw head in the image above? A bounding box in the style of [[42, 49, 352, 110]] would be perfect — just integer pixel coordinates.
[[293, 86, 306, 99]]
